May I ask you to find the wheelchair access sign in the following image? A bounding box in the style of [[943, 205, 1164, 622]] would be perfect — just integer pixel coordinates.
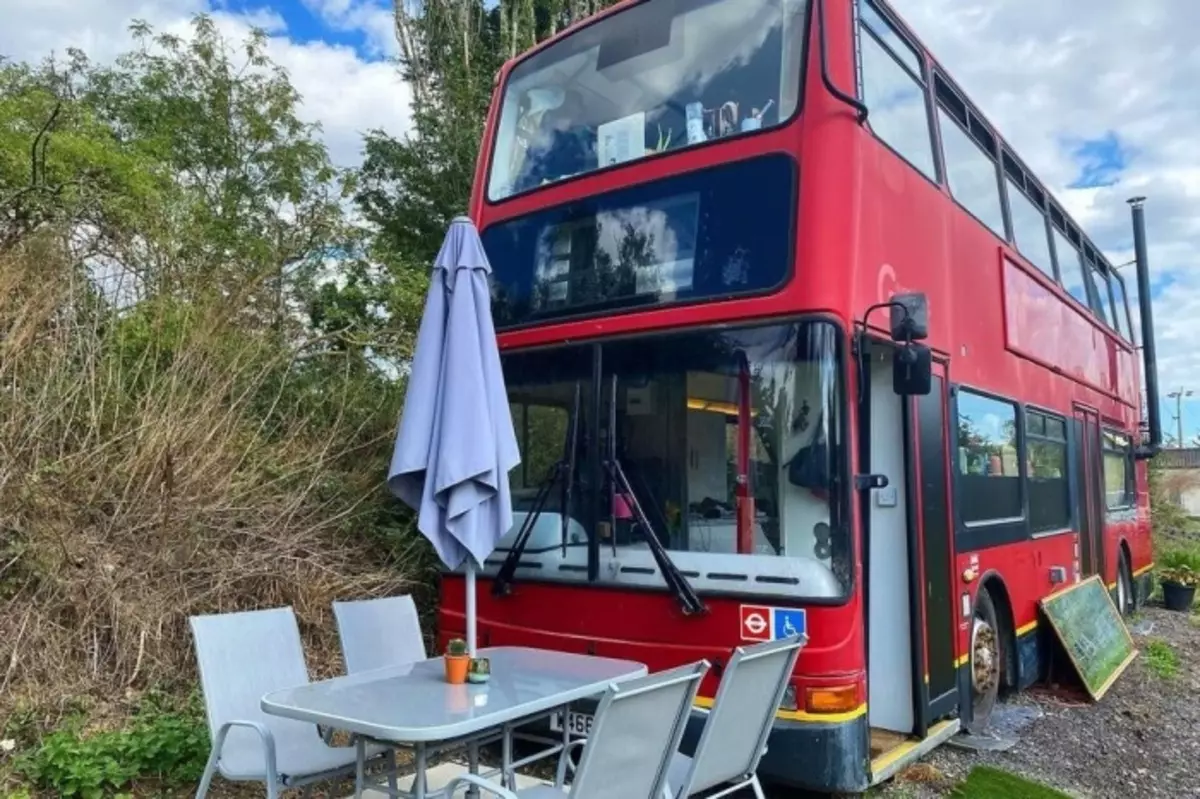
[[739, 604, 807, 643]]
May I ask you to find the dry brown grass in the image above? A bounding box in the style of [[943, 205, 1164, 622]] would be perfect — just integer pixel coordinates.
[[0, 235, 432, 735]]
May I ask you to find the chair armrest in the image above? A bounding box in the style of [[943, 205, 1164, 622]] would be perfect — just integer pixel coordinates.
[[554, 739, 587, 787], [444, 773, 521, 799], [212, 719, 279, 785]]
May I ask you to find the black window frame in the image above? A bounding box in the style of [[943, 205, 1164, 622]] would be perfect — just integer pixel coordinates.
[[1110, 271, 1136, 345], [1001, 154, 1057, 283], [1048, 215, 1090, 311], [950, 384, 1028, 551], [932, 73, 1007, 241], [853, 0, 939, 183], [1101, 429, 1135, 511], [1025, 407, 1071, 535], [1082, 248, 1113, 328]]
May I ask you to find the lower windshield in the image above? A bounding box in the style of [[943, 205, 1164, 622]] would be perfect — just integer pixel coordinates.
[[490, 320, 850, 600], [487, 0, 809, 201]]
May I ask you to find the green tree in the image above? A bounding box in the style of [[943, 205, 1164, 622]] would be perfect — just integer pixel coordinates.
[[356, 0, 623, 269], [82, 16, 353, 325]]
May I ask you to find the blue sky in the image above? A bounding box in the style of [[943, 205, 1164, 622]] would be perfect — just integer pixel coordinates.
[[217, 0, 394, 58]]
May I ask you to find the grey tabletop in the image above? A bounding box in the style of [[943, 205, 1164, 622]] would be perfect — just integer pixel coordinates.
[[260, 646, 647, 743]]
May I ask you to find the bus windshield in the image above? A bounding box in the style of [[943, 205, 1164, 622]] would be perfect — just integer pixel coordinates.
[[486, 0, 809, 201], [495, 320, 850, 600]]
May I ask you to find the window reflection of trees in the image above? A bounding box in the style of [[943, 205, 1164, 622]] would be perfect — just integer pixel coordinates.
[[528, 211, 681, 313]]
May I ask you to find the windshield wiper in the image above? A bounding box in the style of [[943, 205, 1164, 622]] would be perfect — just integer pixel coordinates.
[[603, 376, 707, 616], [493, 382, 581, 597]]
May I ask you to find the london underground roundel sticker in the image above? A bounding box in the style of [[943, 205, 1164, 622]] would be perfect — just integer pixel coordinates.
[[740, 605, 771, 642]]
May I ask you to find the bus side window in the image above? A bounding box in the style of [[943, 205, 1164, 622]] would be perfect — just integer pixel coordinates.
[[856, 0, 937, 181]]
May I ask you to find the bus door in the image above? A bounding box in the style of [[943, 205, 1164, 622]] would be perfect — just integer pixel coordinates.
[[1073, 406, 1105, 577], [864, 347, 955, 740], [906, 361, 957, 734]]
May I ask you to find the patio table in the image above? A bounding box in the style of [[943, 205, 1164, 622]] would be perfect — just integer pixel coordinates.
[[260, 646, 647, 799]]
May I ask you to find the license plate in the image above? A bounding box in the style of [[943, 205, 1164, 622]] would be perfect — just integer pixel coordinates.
[[549, 710, 593, 736]]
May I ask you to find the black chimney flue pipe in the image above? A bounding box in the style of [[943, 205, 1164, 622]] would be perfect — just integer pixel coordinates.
[[1129, 196, 1162, 457]]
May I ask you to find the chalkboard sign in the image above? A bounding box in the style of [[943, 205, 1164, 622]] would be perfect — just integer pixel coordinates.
[[1038, 575, 1137, 700]]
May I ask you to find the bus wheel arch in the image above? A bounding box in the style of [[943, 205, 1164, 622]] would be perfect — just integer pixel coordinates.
[[966, 575, 1015, 734], [1117, 541, 1136, 615]]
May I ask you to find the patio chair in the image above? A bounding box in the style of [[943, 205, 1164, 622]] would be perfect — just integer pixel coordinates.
[[190, 606, 397, 799], [442, 660, 709, 799], [664, 634, 806, 799], [332, 594, 426, 674]]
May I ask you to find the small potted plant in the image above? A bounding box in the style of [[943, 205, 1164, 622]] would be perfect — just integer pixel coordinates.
[[1158, 548, 1200, 612], [467, 656, 491, 684], [1159, 567, 1198, 613], [444, 638, 470, 684]]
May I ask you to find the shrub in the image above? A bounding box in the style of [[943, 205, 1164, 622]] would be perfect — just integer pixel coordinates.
[[1158, 547, 1200, 587], [14, 692, 208, 797], [0, 238, 431, 744]]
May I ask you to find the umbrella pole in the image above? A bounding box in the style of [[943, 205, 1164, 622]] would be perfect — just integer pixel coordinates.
[[465, 558, 477, 657]]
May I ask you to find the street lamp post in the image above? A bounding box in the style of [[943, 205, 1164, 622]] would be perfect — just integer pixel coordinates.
[[1167, 388, 1193, 448]]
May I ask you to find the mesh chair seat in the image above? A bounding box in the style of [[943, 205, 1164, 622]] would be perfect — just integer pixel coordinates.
[[190, 606, 396, 799], [445, 660, 709, 799], [666, 634, 805, 798]]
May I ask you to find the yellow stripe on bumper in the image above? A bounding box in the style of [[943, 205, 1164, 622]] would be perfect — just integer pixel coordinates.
[[693, 695, 867, 724]]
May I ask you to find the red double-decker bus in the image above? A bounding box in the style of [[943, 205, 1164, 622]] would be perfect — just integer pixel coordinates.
[[439, 0, 1161, 791]]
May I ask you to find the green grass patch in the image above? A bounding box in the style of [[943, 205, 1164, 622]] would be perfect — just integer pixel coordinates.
[[951, 766, 1072, 798], [1144, 638, 1180, 679]]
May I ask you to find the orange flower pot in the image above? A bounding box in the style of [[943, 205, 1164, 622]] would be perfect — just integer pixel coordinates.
[[444, 654, 470, 684]]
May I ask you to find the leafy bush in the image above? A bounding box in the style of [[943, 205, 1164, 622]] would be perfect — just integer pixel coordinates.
[[1158, 547, 1200, 587], [15, 698, 208, 797]]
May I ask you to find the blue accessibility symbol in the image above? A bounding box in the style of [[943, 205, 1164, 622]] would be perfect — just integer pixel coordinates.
[[772, 608, 807, 640]]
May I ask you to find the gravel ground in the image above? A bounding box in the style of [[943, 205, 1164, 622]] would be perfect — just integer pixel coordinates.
[[862, 605, 1200, 799]]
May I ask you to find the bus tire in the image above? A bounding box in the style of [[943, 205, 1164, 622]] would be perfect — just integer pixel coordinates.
[[966, 587, 1001, 734], [1117, 547, 1135, 616]]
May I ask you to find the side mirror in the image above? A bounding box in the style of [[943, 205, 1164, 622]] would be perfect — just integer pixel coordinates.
[[893, 344, 932, 396], [890, 292, 929, 341]]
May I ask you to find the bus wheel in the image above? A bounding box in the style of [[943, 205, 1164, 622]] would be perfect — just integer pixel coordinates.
[[1117, 549, 1135, 616], [967, 588, 1001, 734]]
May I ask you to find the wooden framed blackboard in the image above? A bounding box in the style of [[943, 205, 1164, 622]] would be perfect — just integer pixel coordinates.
[[1038, 575, 1137, 700]]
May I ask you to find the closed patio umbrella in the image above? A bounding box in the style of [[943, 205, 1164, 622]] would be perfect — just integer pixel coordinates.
[[387, 216, 520, 657]]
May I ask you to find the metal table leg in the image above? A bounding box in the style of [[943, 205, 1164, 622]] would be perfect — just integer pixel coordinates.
[[355, 739, 366, 798], [414, 742, 427, 799], [467, 738, 480, 798], [502, 723, 514, 789]]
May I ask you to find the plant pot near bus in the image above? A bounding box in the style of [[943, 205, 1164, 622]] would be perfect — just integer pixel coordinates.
[[1157, 560, 1198, 612], [1161, 579, 1196, 612], [444, 638, 470, 684], [467, 657, 491, 684]]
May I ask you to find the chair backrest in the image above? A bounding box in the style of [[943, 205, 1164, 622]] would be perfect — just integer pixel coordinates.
[[189, 607, 312, 778], [568, 660, 708, 799], [674, 634, 805, 796], [332, 594, 426, 674]]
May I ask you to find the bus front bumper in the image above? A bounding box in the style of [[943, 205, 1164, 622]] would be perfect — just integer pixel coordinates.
[[678, 708, 870, 794]]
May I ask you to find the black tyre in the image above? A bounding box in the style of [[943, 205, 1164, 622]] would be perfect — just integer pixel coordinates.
[[966, 587, 1001, 734], [1117, 548, 1135, 616]]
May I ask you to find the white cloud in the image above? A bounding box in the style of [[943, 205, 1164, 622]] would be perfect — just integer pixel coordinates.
[[0, 0, 412, 168], [301, 0, 398, 58], [887, 0, 1200, 403]]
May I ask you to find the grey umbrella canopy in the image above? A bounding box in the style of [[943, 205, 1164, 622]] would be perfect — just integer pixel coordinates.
[[388, 216, 520, 655]]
